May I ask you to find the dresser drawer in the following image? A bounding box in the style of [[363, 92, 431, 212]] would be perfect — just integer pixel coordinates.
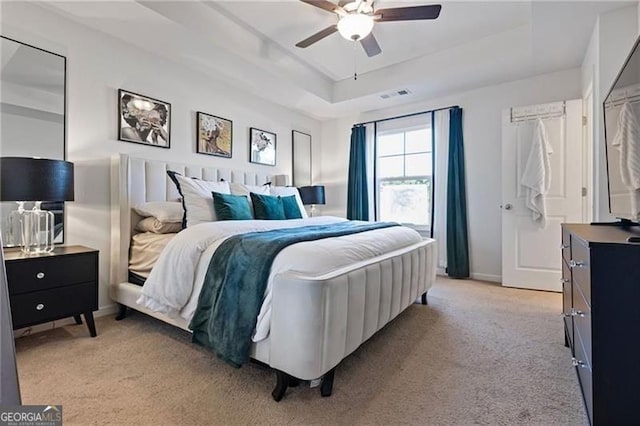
[[5, 253, 97, 295], [573, 284, 591, 364], [562, 261, 573, 348], [569, 238, 591, 307], [10, 281, 97, 329], [574, 325, 593, 425]]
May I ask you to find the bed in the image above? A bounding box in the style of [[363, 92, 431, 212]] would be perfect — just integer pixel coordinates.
[[110, 154, 437, 400]]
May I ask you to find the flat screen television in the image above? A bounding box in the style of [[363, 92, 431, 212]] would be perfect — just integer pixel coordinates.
[[603, 35, 640, 225]]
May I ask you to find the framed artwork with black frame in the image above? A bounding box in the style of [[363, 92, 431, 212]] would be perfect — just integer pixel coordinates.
[[196, 112, 232, 158], [118, 89, 171, 148], [249, 127, 277, 166]]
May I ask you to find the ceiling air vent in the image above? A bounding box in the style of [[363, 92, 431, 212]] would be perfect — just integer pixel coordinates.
[[380, 89, 411, 100]]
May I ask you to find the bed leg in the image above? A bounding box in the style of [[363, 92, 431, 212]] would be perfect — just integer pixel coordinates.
[[421, 292, 428, 305], [115, 304, 128, 321], [320, 368, 335, 397], [272, 370, 291, 402]]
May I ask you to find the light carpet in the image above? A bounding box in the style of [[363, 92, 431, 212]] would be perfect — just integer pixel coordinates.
[[14, 277, 587, 425]]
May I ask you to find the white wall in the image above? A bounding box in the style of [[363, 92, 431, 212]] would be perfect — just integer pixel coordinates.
[[582, 5, 638, 221], [1, 2, 322, 310], [320, 68, 582, 282]]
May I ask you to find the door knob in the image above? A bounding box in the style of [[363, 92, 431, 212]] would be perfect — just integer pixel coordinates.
[[503, 203, 513, 210]]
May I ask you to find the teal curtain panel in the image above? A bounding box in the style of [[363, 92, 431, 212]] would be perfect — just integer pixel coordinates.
[[446, 107, 470, 278], [346, 125, 369, 220]]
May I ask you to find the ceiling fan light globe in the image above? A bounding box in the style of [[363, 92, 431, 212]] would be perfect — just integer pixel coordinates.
[[337, 14, 374, 41]]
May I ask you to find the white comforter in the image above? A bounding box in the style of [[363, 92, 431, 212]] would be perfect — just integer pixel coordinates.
[[137, 216, 423, 342]]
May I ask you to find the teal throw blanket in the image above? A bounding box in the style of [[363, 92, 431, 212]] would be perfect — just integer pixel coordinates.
[[189, 221, 399, 367]]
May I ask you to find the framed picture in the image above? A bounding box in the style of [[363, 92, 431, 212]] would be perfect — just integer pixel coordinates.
[[249, 127, 276, 166], [197, 112, 232, 158], [118, 89, 171, 148]]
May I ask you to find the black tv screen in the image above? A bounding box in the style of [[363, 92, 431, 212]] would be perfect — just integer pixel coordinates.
[[603, 35, 640, 223]]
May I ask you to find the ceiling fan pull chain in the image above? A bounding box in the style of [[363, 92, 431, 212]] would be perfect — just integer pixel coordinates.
[[354, 41, 358, 80]]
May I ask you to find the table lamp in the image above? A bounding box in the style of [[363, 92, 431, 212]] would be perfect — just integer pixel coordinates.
[[298, 185, 325, 217], [0, 157, 74, 254]]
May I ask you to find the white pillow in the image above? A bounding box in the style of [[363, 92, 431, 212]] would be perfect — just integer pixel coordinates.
[[168, 172, 231, 227], [229, 182, 270, 197], [269, 186, 308, 218], [133, 201, 184, 223]]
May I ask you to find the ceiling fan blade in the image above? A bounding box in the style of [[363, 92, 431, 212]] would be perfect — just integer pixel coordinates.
[[375, 5, 442, 22], [295, 25, 338, 48], [360, 33, 382, 57], [300, 0, 341, 13]]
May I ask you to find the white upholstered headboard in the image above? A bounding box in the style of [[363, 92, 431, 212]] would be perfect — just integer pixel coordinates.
[[110, 154, 287, 286]]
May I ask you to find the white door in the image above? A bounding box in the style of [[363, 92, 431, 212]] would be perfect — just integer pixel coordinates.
[[583, 84, 594, 223], [501, 100, 583, 291]]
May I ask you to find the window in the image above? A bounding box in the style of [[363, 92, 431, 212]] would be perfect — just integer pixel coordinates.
[[376, 126, 433, 235]]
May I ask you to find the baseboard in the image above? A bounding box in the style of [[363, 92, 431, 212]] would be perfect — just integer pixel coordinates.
[[436, 268, 502, 284], [471, 273, 502, 283], [13, 304, 118, 338]]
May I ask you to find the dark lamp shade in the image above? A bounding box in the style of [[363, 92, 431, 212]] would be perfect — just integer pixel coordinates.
[[298, 185, 326, 205], [0, 157, 74, 202]]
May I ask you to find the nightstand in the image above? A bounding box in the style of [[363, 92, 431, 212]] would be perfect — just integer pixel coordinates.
[[4, 245, 99, 337]]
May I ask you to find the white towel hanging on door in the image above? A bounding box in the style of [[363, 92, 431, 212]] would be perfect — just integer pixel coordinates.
[[521, 118, 553, 227]]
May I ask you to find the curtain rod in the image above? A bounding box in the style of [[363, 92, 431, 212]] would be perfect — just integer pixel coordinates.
[[353, 105, 460, 127]]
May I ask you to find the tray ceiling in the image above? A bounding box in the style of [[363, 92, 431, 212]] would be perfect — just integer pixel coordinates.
[[40, 1, 634, 119]]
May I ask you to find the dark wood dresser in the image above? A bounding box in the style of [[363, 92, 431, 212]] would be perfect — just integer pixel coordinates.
[[561, 224, 640, 425], [4, 245, 99, 337]]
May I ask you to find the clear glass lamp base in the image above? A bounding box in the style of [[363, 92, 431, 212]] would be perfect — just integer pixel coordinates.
[[19, 202, 55, 255]]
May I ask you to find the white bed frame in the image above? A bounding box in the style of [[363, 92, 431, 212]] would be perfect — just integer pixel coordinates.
[[110, 154, 437, 400]]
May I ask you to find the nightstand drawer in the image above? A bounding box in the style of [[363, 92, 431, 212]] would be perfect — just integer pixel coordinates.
[[6, 253, 97, 295], [10, 281, 97, 329]]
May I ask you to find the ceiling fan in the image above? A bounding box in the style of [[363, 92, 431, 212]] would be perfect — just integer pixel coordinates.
[[296, 0, 442, 58]]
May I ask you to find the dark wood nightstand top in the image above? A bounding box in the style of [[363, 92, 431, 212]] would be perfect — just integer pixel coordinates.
[[3, 245, 98, 262]]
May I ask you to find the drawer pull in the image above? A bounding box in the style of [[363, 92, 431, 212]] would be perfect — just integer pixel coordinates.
[[36, 272, 45, 279], [569, 260, 585, 268], [561, 244, 569, 249], [572, 309, 586, 317], [572, 357, 588, 368], [35, 303, 45, 311], [560, 278, 570, 283]]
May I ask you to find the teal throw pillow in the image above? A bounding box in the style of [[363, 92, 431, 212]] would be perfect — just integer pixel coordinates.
[[212, 192, 253, 221], [251, 193, 286, 220], [281, 195, 303, 219]]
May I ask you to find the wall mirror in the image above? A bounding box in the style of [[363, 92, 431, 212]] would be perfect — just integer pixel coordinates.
[[0, 36, 66, 246], [292, 130, 311, 187]]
